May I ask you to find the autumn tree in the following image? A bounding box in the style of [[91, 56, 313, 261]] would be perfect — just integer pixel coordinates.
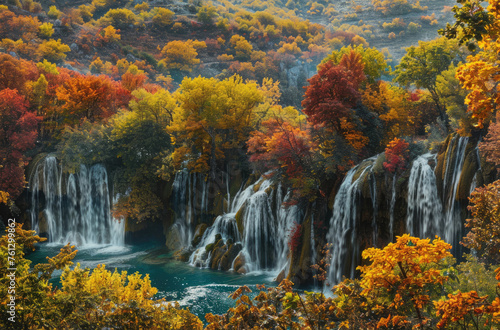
[[247, 115, 318, 195], [462, 179, 500, 263], [37, 39, 71, 62], [321, 44, 389, 84], [55, 74, 130, 125], [169, 75, 263, 178], [302, 51, 370, 160], [0, 89, 39, 199], [394, 37, 464, 129], [158, 40, 205, 72], [358, 234, 452, 328], [383, 138, 410, 174], [152, 7, 174, 28], [448, 0, 500, 128]]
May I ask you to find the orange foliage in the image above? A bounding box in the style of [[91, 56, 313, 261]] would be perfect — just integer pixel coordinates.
[[56, 74, 131, 124]]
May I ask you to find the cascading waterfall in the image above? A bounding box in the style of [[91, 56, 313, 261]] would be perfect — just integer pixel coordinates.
[[389, 173, 396, 242], [369, 171, 378, 247], [406, 154, 443, 239], [443, 136, 469, 250], [171, 170, 193, 248], [189, 214, 240, 268], [30, 156, 124, 246], [326, 159, 374, 286], [188, 175, 297, 274]]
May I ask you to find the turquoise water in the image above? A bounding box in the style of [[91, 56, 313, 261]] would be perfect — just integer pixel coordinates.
[[27, 242, 277, 321]]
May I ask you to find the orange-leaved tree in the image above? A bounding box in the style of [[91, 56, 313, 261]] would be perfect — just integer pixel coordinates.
[[357, 234, 452, 328]]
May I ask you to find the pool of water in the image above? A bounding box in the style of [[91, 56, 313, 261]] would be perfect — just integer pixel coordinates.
[[27, 242, 278, 321]]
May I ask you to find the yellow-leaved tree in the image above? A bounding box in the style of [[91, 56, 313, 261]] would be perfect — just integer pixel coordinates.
[[169, 75, 263, 178]]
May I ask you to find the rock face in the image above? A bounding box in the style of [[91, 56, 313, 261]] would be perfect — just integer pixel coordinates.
[[159, 134, 495, 287]]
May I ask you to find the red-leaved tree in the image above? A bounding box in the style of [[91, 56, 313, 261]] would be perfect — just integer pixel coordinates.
[[0, 88, 40, 199], [383, 138, 410, 174]]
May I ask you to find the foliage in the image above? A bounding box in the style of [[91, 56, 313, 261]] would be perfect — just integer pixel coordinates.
[[436, 63, 470, 134], [439, 0, 493, 51], [452, 0, 500, 128], [394, 37, 463, 128], [158, 40, 204, 72], [383, 138, 409, 174], [98, 8, 137, 29], [303, 53, 369, 157], [170, 75, 263, 176], [0, 224, 203, 329], [0, 88, 39, 199], [479, 113, 500, 168], [197, 4, 218, 25], [38, 39, 71, 63], [321, 44, 389, 84], [205, 279, 337, 329], [152, 7, 174, 28], [38, 22, 54, 39], [55, 74, 130, 125], [463, 179, 500, 263], [358, 234, 452, 328]]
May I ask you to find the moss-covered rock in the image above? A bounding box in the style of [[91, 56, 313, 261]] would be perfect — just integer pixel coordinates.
[[219, 242, 243, 271], [233, 252, 246, 274], [191, 223, 208, 247], [235, 202, 246, 237]]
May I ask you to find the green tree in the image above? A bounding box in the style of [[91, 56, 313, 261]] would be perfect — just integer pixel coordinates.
[[394, 37, 464, 129]]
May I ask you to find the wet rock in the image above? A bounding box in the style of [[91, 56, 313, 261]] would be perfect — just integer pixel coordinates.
[[191, 223, 208, 247], [219, 242, 243, 271], [232, 252, 246, 273]]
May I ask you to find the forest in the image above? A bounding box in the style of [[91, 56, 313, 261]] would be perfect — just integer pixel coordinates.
[[1, 0, 500, 328]]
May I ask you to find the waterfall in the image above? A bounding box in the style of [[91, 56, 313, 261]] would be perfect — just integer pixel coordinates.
[[171, 170, 193, 248], [188, 175, 297, 274], [406, 154, 443, 239], [30, 156, 124, 246], [326, 159, 374, 286], [369, 170, 378, 247], [443, 136, 469, 250], [389, 173, 396, 242], [189, 214, 240, 268]]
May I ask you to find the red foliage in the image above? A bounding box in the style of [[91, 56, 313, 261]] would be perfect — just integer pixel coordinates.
[[383, 138, 410, 173], [288, 222, 302, 253], [0, 54, 38, 94], [56, 74, 131, 124], [479, 113, 500, 169], [302, 61, 362, 130], [121, 72, 147, 91], [248, 118, 314, 178], [0, 88, 40, 198]]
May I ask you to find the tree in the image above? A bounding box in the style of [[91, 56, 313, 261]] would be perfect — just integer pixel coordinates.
[[229, 35, 253, 61], [302, 52, 369, 153], [358, 234, 452, 328], [152, 7, 174, 28], [247, 117, 318, 195], [158, 40, 205, 72], [169, 75, 263, 178], [479, 113, 500, 168], [197, 4, 218, 25], [0, 89, 39, 199], [383, 138, 409, 174], [394, 37, 464, 129], [55, 74, 130, 125], [452, 0, 500, 128], [321, 45, 388, 84], [462, 179, 500, 263], [37, 39, 71, 62], [128, 88, 175, 126]]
